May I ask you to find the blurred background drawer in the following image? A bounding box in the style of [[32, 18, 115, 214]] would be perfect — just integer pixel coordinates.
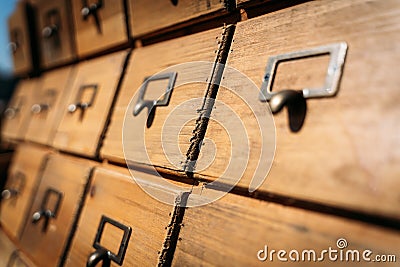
[[129, 0, 232, 38], [71, 0, 129, 58], [101, 26, 230, 175], [24, 66, 76, 146], [8, 1, 39, 76], [174, 189, 400, 266], [194, 0, 400, 219], [53, 51, 128, 157], [19, 154, 96, 267], [0, 144, 49, 240], [65, 165, 184, 266], [2, 78, 41, 143], [36, 0, 77, 69]]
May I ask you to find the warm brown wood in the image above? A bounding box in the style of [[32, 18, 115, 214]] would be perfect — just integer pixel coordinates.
[[195, 0, 400, 219], [52, 51, 128, 157], [0, 144, 50, 240], [65, 165, 183, 266], [101, 27, 223, 174], [25, 66, 76, 146], [0, 229, 16, 266], [71, 0, 128, 57], [36, 0, 77, 68], [129, 0, 227, 37], [8, 1, 35, 75], [19, 154, 96, 267], [174, 189, 400, 266], [2, 78, 41, 142]]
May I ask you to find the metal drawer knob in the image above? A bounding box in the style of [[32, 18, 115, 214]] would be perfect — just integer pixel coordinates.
[[4, 107, 18, 119], [1, 188, 19, 199], [32, 188, 63, 232], [42, 24, 59, 38], [31, 103, 50, 114], [81, 0, 103, 33]]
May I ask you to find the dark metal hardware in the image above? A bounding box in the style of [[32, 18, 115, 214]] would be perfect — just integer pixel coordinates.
[[32, 188, 63, 232], [81, 0, 103, 34], [133, 72, 177, 127], [170, 0, 178, 6], [31, 89, 57, 114], [42, 9, 61, 39], [1, 172, 26, 203], [68, 84, 98, 121], [9, 28, 22, 54], [4, 96, 25, 119], [259, 42, 347, 132], [87, 215, 132, 267]]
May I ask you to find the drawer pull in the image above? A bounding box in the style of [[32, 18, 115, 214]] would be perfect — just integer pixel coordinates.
[[9, 28, 22, 54], [42, 9, 61, 39], [170, 0, 178, 6], [4, 96, 25, 119], [32, 188, 63, 232], [31, 89, 56, 114], [133, 72, 177, 127], [31, 103, 50, 114], [68, 84, 98, 121], [1, 171, 26, 202], [81, 0, 103, 34], [87, 215, 132, 267], [260, 42, 347, 132]]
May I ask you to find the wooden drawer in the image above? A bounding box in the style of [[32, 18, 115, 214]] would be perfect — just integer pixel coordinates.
[[24, 66, 76, 146], [19, 154, 95, 267], [36, 0, 77, 68], [2, 78, 41, 142], [71, 0, 129, 57], [1, 144, 49, 240], [193, 0, 400, 218], [129, 0, 230, 37], [53, 51, 128, 157], [8, 1, 39, 76], [174, 189, 400, 266], [101, 26, 231, 173], [64, 165, 185, 266]]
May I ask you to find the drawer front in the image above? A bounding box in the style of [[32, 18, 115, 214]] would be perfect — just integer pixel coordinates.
[[71, 0, 128, 57], [19, 154, 95, 267], [36, 0, 76, 68], [6, 250, 37, 267], [8, 2, 35, 75], [53, 51, 128, 157], [0, 230, 16, 266], [65, 166, 183, 266], [174, 190, 400, 266], [2, 79, 41, 142], [129, 0, 228, 37], [1, 144, 49, 239], [25, 66, 76, 146], [194, 0, 400, 218], [101, 26, 229, 173]]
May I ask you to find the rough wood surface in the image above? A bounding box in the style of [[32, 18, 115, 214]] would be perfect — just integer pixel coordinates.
[[101, 28, 222, 173], [8, 1, 33, 75], [25, 66, 76, 146], [19, 154, 95, 267], [195, 0, 400, 219], [2, 78, 41, 142], [53, 51, 128, 157], [129, 0, 226, 37], [174, 189, 400, 266], [71, 0, 128, 57], [65, 165, 181, 266], [36, 0, 77, 68], [0, 144, 49, 240]]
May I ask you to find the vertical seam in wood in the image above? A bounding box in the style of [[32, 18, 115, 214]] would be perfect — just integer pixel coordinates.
[[157, 191, 190, 267], [183, 24, 235, 176]]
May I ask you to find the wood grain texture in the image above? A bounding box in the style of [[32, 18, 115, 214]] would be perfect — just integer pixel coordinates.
[[53, 51, 128, 157], [0, 229, 16, 267], [25, 66, 76, 146], [8, 1, 33, 75], [2, 78, 41, 142], [65, 165, 181, 266], [19, 154, 96, 267], [36, 0, 77, 68], [195, 0, 400, 218], [174, 189, 400, 266], [0, 144, 49, 240], [71, 0, 128, 57], [129, 0, 226, 37], [101, 28, 222, 173]]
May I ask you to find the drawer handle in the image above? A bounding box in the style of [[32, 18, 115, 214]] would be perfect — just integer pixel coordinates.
[[4, 96, 24, 119], [32, 188, 63, 232], [1, 171, 26, 202], [87, 215, 132, 267], [81, 0, 103, 34], [133, 72, 177, 127], [42, 9, 61, 39], [31, 103, 50, 114], [9, 28, 22, 54], [259, 42, 347, 132], [170, 0, 178, 6], [31, 89, 56, 114], [68, 84, 98, 121]]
